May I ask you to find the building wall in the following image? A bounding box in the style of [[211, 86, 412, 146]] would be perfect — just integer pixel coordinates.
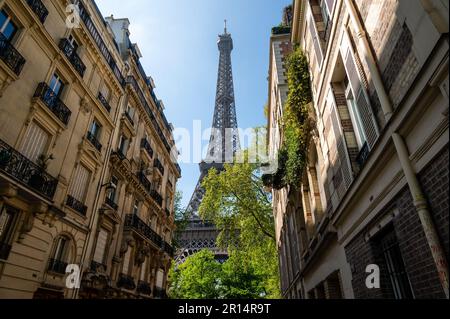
[[270, 0, 449, 299]]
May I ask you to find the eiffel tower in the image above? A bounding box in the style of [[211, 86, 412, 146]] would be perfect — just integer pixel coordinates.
[[176, 21, 240, 263]]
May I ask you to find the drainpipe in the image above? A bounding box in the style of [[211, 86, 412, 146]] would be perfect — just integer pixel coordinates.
[[344, 0, 393, 121], [392, 133, 449, 298]]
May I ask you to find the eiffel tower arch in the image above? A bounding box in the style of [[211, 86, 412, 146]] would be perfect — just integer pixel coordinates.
[[176, 23, 239, 264]]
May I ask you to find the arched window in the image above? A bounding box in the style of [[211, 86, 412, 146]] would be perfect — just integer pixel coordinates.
[[48, 235, 72, 275]]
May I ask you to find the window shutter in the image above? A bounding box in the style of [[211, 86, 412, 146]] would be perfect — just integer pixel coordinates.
[[308, 10, 323, 67], [325, 0, 336, 14], [341, 33, 379, 149], [330, 96, 353, 191], [69, 165, 90, 202], [93, 228, 108, 263], [21, 122, 50, 163]]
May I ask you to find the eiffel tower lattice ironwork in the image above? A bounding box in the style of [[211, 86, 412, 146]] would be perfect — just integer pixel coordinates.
[[176, 22, 239, 264]]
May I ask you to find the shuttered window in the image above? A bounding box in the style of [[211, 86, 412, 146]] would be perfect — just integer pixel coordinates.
[[341, 31, 379, 150], [93, 228, 108, 264], [69, 164, 90, 203], [122, 247, 131, 274], [307, 8, 323, 67], [21, 122, 50, 163]]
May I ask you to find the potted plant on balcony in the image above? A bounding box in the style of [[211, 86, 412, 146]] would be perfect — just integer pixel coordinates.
[[29, 154, 54, 189]]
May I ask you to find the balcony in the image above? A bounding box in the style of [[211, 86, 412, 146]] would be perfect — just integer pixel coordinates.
[[117, 273, 136, 291], [136, 281, 152, 296], [124, 214, 163, 248], [356, 142, 370, 169], [86, 131, 102, 152], [162, 241, 174, 257], [112, 150, 127, 161], [47, 258, 68, 275], [26, 0, 49, 24], [0, 32, 26, 76], [0, 139, 58, 199], [98, 92, 111, 113], [90, 260, 107, 273], [0, 242, 12, 260], [34, 82, 71, 125], [66, 195, 87, 216], [165, 208, 171, 218], [123, 111, 135, 127], [59, 38, 86, 78], [137, 172, 152, 194], [154, 158, 165, 176], [105, 197, 118, 211], [140, 139, 154, 159], [151, 190, 163, 207]]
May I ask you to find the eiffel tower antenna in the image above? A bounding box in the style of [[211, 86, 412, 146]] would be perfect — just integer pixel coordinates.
[[224, 19, 227, 34]]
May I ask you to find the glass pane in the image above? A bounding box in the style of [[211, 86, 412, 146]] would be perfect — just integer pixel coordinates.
[[2, 22, 17, 40]]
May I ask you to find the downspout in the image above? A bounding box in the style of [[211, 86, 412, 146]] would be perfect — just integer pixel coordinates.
[[344, 0, 393, 121], [345, 0, 449, 297], [392, 133, 449, 298]]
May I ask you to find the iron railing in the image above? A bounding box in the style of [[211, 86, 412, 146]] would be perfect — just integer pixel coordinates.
[[86, 131, 102, 152], [356, 142, 370, 169], [117, 273, 136, 291], [66, 195, 87, 216], [59, 38, 86, 77], [0, 32, 26, 76], [0, 138, 58, 199], [34, 82, 71, 125], [26, 0, 49, 23], [136, 281, 152, 296], [124, 214, 163, 248], [98, 92, 111, 113]]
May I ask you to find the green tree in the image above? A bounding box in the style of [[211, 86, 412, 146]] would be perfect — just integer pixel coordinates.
[[168, 249, 222, 299]]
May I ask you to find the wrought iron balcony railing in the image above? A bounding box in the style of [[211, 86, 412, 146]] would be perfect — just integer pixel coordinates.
[[136, 281, 152, 296], [154, 158, 165, 176], [47, 258, 68, 274], [356, 142, 370, 169], [123, 112, 135, 127], [124, 214, 163, 248], [90, 260, 107, 273], [26, 0, 49, 23], [77, 1, 125, 86], [86, 131, 102, 152], [0, 139, 58, 199], [140, 139, 154, 159], [137, 172, 152, 195], [59, 38, 86, 78], [0, 32, 26, 76], [151, 190, 163, 207], [34, 82, 71, 125], [0, 242, 12, 260], [105, 196, 118, 211], [97, 92, 111, 113], [117, 273, 136, 291], [66, 195, 88, 216]]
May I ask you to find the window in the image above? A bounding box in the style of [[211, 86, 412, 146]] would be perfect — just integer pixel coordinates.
[[54, 236, 69, 262], [48, 235, 71, 274], [49, 73, 64, 97], [67, 34, 79, 52], [126, 105, 135, 118], [376, 226, 414, 299], [69, 164, 91, 204], [0, 205, 18, 260], [93, 228, 109, 264], [122, 247, 131, 274], [118, 135, 129, 156], [140, 258, 147, 281], [156, 269, 164, 288], [133, 200, 139, 215], [107, 176, 119, 202], [0, 9, 18, 40], [20, 122, 50, 163], [345, 81, 367, 149], [101, 84, 110, 101], [89, 119, 102, 140]]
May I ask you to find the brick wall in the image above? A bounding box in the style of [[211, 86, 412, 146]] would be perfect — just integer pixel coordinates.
[[345, 146, 449, 299]]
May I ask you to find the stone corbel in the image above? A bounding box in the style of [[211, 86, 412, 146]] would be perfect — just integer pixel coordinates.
[[80, 98, 92, 115], [119, 233, 135, 256]]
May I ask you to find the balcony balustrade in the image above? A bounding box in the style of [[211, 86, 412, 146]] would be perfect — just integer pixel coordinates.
[[140, 139, 154, 159], [59, 38, 86, 78], [34, 82, 71, 125], [66, 195, 88, 216], [26, 0, 49, 23], [124, 214, 163, 248], [0, 32, 26, 76], [0, 139, 58, 199]]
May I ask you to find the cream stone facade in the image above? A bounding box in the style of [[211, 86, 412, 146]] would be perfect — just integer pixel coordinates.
[[0, 0, 180, 299], [268, 0, 449, 299]]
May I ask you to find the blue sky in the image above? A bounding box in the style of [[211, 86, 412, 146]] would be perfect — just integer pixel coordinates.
[[96, 0, 291, 207]]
